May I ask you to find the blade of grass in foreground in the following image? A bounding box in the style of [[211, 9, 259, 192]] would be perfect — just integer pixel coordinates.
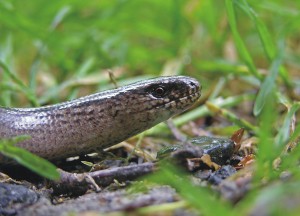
[[147, 162, 235, 216], [235, 179, 300, 215], [254, 91, 278, 182], [0, 136, 59, 180]]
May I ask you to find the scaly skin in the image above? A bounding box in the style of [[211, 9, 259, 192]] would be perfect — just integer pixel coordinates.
[[0, 76, 201, 162]]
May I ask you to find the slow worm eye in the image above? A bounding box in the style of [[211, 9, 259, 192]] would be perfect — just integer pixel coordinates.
[[155, 87, 165, 95], [151, 86, 166, 98]]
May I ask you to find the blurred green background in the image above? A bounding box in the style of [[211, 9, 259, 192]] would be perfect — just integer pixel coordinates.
[[1, 0, 298, 107], [1, 1, 300, 214]]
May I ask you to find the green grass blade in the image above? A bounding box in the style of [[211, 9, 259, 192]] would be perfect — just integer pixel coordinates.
[[0, 137, 59, 180], [0, 35, 13, 106], [236, 0, 291, 87], [148, 163, 235, 216], [275, 102, 300, 147], [68, 57, 95, 100], [280, 124, 300, 177], [290, 123, 300, 142], [206, 101, 257, 132], [29, 5, 72, 92], [0, 60, 39, 106], [253, 40, 284, 116], [0, 3, 44, 38], [254, 91, 279, 182], [225, 0, 261, 79]]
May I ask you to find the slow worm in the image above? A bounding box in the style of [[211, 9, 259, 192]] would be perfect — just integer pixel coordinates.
[[0, 76, 201, 163]]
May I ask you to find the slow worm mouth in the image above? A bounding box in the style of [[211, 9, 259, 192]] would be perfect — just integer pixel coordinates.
[[154, 90, 201, 111], [176, 91, 201, 105]]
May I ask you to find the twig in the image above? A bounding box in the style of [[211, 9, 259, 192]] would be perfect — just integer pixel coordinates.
[[51, 162, 156, 195], [166, 119, 186, 142]]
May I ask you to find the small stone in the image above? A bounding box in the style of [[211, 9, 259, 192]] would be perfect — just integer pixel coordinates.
[[0, 183, 39, 216], [208, 165, 236, 185]]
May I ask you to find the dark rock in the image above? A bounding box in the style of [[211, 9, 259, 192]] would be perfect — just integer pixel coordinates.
[[219, 175, 251, 203], [194, 169, 213, 180], [208, 165, 236, 185], [0, 183, 39, 216]]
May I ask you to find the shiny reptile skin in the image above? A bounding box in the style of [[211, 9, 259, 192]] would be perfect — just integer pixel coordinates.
[[0, 76, 201, 162]]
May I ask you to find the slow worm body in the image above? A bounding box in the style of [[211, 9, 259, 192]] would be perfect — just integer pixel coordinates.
[[0, 76, 201, 163]]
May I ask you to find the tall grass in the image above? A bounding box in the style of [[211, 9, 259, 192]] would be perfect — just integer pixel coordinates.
[[0, 0, 299, 214]]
